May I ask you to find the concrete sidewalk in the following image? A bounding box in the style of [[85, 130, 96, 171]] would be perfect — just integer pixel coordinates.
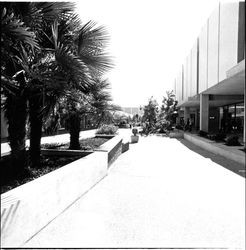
[[22, 135, 245, 248]]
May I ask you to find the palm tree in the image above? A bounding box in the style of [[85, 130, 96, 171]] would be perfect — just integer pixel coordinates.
[[1, 2, 113, 168], [29, 18, 113, 161], [89, 78, 113, 126], [57, 77, 117, 150], [1, 4, 39, 174], [1, 2, 90, 168], [43, 20, 113, 150], [60, 91, 92, 150]]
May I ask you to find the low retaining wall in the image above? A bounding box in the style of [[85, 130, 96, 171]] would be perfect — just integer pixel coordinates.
[[184, 133, 245, 165], [95, 135, 123, 166], [41, 148, 93, 157], [1, 135, 124, 247], [169, 131, 184, 139]]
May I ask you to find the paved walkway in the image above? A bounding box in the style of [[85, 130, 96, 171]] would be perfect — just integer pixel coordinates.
[[178, 138, 246, 178], [22, 135, 245, 248]]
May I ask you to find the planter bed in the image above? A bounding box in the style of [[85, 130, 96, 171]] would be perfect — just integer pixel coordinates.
[[1, 151, 108, 247], [95, 134, 115, 139], [41, 137, 109, 151], [0, 154, 82, 194], [1, 134, 124, 247], [1, 137, 110, 194]]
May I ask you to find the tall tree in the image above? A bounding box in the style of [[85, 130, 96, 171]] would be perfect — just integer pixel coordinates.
[[1, 3, 39, 174], [142, 97, 159, 133], [159, 90, 178, 125]]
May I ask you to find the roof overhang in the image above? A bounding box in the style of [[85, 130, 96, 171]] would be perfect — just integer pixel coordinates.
[[178, 60, 245, 108]]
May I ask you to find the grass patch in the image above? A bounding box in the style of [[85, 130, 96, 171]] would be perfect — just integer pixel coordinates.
[[41, 137, 109, 151]]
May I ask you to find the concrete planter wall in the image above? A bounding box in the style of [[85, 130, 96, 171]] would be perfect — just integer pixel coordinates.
[[1, 135, 124, 247], [95, 135, 123, 166], [41, 148, 93, 157], [131, 135, 139, 143], [184, 133, 245, 165], [169, 131, 184, 139]]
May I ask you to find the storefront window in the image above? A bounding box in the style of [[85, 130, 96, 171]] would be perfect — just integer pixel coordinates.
[[220, 103, 244, 133]]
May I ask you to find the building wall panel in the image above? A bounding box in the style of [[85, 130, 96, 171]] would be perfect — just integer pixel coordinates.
[[174, 67, 183, 105], [183, 56, 189, 102], [198, 23, 208, 93], [177, 68, 183, 104], [219, 2, 239, 81], [207, 5, 219, 88], [191, 41, 198, 96]]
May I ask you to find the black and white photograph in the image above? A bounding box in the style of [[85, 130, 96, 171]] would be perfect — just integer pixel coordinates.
[[1, 0, 245, 249]]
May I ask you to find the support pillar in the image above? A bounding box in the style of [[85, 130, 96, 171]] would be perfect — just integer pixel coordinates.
[[244, 81, 246, 147], [200, 94, 209, 132], [194, 109, 199, 130], [176, 110, 181, 124], [184, 107, 190, 124]]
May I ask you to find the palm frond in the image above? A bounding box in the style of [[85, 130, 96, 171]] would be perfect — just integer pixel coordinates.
[[55, 44, 94, 92], [1, 75, 20, 95], [77, 21, 113, 75], [1, 7, 39, 49], [34, 2, 75, 22]]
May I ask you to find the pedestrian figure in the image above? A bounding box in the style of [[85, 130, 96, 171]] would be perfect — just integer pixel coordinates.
[[189, 119, 192, 132]]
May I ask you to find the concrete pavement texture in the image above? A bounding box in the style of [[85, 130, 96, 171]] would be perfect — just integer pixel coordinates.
[[178, 138, 245, 178], [22, 135, 245, 249]]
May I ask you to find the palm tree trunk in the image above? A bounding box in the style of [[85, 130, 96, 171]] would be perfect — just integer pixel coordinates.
[[29, 94, 43, 168], [5, 94, 28, 175], [68, 111, 81, 150], [96, 112, 104, 128]]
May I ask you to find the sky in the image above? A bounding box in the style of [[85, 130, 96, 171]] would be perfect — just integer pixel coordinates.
[[76, 0, 239, 108]]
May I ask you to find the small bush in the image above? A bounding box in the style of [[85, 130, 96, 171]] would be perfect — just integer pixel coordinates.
[[225, 135, 241, 146], [158, 128, 167, 134], [214, 133, 226, 141], [207, 134, 216, 141], [198, 130, 208, 138], [132, 128, 138, 135], [96, 124, 118, 135], [175, 124, 183, 130]]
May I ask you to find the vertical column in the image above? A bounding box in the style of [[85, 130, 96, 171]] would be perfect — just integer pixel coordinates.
[[244, 81, 246, 147], [176, 110, 181, 124], [184, 107, 190, 124], [194, 109, 199, 130], [200, 94, 209, 132]]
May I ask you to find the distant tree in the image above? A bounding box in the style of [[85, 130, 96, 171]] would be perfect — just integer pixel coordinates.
[[142, 97, 159, 133], [160, 90, 178, 124], [156, 90, 178, 132]]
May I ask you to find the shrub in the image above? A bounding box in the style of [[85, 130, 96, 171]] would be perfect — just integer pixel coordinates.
[[207, 134, 216, 141], [214, 133, 226, 141], [132, 128, 138, 136], [198, 130, 208, 138], [96, 124, 118, 135], [175, 124, 183, 130], [225, 135, 241, 146]]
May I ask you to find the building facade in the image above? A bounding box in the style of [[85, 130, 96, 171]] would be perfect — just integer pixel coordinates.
[[174, 2, 245, 143]]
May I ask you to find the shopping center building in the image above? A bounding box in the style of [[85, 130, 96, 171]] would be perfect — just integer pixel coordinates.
[[173, 2, 245, 143]]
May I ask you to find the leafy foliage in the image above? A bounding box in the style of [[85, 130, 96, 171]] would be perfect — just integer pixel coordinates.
[[1, 1, 115, 170], [96, 124, 118, 135], [225, 135, 241, 146]]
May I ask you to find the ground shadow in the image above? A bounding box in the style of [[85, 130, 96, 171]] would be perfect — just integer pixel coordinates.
[[177, 138, 245, 178]]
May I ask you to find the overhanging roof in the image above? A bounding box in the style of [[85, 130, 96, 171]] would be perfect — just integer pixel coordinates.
[[178, 60, 245, 108]]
